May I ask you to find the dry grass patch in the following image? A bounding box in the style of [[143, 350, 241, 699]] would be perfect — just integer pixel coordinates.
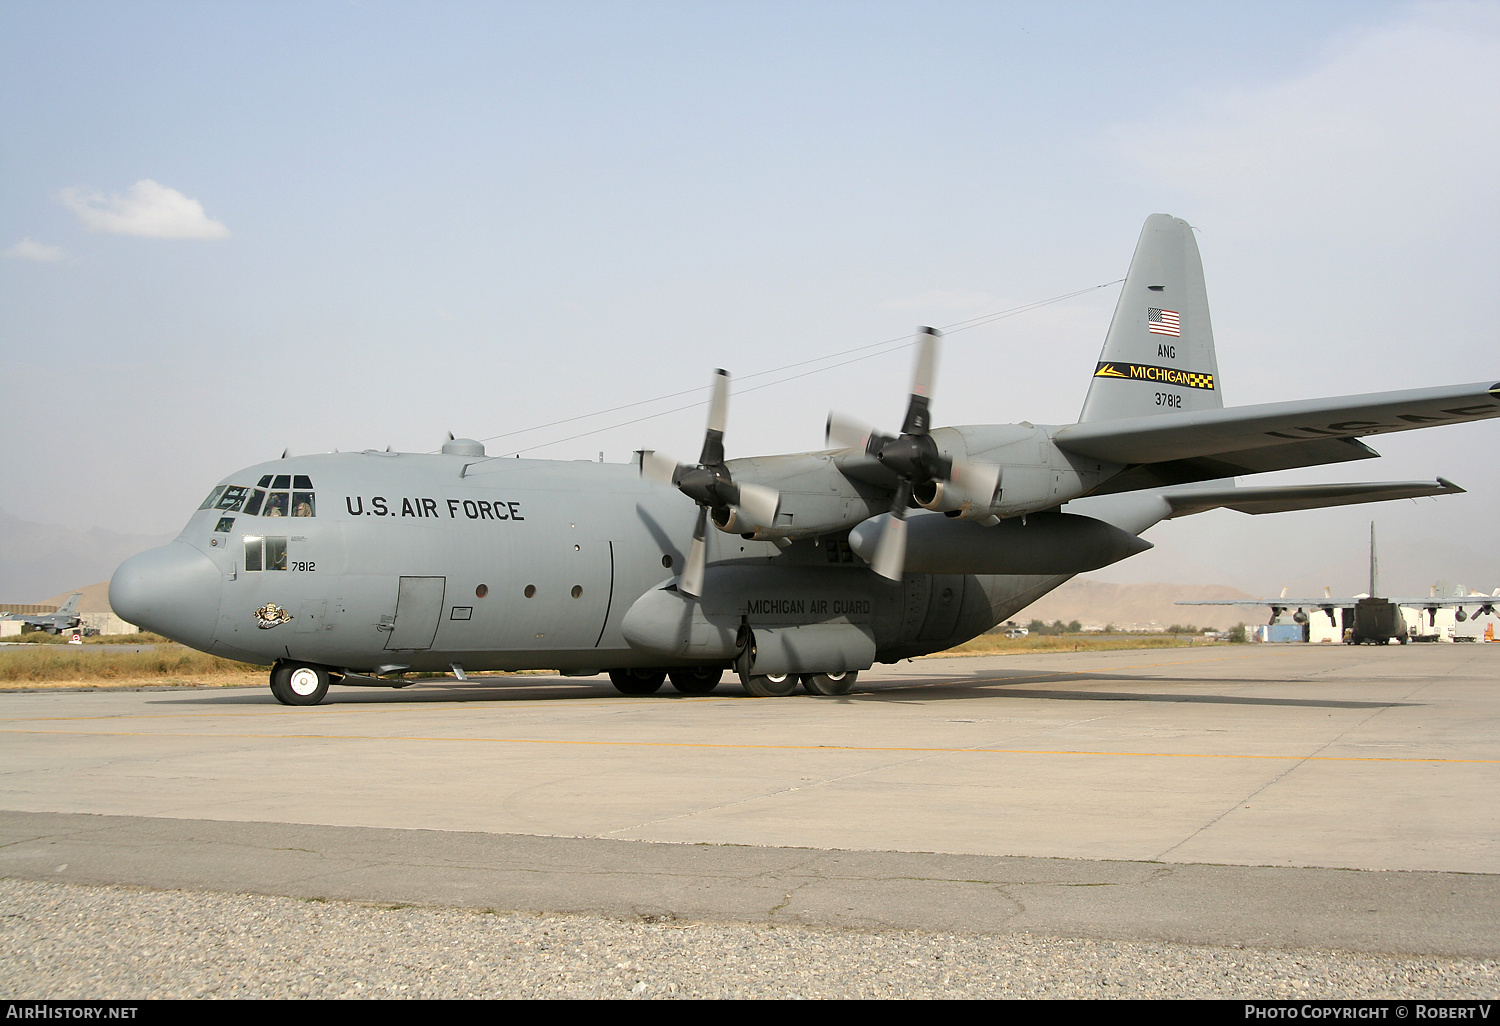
[[1, 631, 175, 645], [0, 644, 265, 686]]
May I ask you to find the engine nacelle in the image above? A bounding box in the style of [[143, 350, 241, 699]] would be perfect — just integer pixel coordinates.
[[913, 477, 992, 518], [712, 503, 774, 536]]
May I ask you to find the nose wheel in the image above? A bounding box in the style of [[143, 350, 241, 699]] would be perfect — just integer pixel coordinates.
[[270, 661, 331, 706]]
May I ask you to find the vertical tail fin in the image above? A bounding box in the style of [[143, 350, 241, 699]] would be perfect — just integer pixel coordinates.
[[1079, 214, 1223, 423], [57, 592, 82, 616]]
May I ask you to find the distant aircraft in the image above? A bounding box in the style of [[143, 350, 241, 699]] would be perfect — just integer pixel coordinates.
[[109, 215, 1500, 705], [1177, 525, 1498, 644], [1, 592, 84, 635]]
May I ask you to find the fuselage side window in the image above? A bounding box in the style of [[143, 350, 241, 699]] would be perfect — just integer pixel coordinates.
[[244, 536, 263, 572], [265, 536, 287, 570], [199, 486, 227, 511], [214, 517, 235, 533], [292, 492, 315, 517], [264, 492, 289, 517], [244, 489, 266, 516]]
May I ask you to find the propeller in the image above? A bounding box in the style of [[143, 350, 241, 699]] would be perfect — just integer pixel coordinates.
[[825, 327, 998, 581], [642, 369, 779, 598]]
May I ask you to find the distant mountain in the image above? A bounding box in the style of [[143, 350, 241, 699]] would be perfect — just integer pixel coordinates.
[[0, 510, 174, 603], [1014, 578, 1256, 631]]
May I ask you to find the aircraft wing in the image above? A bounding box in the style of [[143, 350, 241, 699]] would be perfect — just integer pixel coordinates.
[[1384, 595, 1500, 609], [1159, 478, 1464, 519], [1176, 598, 1357, 609], [1054, 381, 1500, 467]]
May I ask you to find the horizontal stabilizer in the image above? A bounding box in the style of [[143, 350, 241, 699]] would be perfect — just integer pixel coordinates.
[[1162, 477, 1465, 519], [1056, 381, 1500, 467]]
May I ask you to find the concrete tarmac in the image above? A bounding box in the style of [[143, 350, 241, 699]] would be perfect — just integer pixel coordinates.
[[2, 644, 1498, 957]]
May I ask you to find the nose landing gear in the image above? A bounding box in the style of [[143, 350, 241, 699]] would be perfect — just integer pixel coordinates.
[[269, 661, 333, 706]]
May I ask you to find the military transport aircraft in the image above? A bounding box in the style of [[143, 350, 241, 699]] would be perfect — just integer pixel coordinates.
[[1177, 524, 1499, 644], [109, 215, 1500, 705], [1, 592, 83, 635]]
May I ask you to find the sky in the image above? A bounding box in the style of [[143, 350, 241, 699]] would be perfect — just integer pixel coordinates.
[[2, 0, 1497, 600]]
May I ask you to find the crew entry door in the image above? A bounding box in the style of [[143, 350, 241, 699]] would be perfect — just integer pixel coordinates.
[[384, 576, 446, 650]]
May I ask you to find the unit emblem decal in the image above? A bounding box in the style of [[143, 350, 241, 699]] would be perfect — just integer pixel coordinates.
[[254, 603, 295, 629], [1093, 362, 1215, 390]]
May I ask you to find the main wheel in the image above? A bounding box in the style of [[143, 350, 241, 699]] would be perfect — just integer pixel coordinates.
[[740, 671, 797, 697], [609, 668, 666, 695], [802, 670, 857, 696], [270, 662, 330, 706], [668, 667, 722, 695]]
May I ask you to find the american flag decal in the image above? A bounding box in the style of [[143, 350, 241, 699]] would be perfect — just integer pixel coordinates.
[[1147, 308, 1181, 337]]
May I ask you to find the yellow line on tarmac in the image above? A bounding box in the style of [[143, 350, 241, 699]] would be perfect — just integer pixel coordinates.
[[3, 728, 1496, 764]]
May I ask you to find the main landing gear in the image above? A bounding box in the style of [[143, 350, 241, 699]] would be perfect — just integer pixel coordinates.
[[269, 661, 335, 706], [739, 668, 859, 697], [608, 667, 725, 695], [606, 666, 857, 697]]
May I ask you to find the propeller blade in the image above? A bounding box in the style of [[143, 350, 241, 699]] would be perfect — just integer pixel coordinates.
[[871, 480, 914, 581], [681, 507, 709, 598], [641, 450, 682, 486], [948, 461, 1002, 505], [911, 327, 939, 400], [898, 328, 940, 436], [871, 513, 908, 581], [825, 411, 874, 451], [698, 369, 730, 466], [735, 482, 780, 527]]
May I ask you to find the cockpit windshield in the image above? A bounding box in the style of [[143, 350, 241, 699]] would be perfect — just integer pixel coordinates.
[[202, 477, 316, 518]]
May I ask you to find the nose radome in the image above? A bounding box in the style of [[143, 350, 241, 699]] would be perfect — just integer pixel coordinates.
[[110, 543, 223, 651]]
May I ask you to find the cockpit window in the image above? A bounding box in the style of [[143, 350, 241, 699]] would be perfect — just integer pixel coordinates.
[[216, 486, 249, 512], [210, 476, 314, 517], [214, 517, 235, 533]]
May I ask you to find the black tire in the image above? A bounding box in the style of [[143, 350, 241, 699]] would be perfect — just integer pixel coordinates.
[[668, 667, 722, 694], [740, 671, 797, 697], [802, 670, 857, 696], [270, 662, 330, 706], [609, 668, 666, 695]]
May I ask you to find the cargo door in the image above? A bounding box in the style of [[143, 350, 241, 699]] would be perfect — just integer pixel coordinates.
[[384, 576, 446, 651]]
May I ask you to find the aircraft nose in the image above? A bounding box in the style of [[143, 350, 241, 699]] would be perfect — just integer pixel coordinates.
[[109, 543, 223, 651]]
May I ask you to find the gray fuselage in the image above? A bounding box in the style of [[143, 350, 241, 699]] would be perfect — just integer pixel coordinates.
[[111, 450, 1072, 674]]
